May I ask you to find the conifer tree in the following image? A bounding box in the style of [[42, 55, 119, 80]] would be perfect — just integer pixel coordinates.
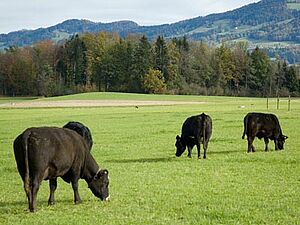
[[130, 35, 153, 92], [154, 36, 169, 82], [250, 47, 270, 96]]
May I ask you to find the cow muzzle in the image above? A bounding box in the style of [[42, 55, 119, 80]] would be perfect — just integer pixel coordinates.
[[104, 195, 110, 201]]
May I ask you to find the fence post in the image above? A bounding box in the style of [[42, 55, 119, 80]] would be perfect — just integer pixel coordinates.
[[277, 96, 279, 110], [288, 95, 291, 111]]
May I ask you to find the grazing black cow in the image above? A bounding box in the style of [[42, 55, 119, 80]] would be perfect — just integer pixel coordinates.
[[242, 112, 288, 152], [63, 121, 93, 151], [175, 113, 212, 159], [13, 127, 109, 212]]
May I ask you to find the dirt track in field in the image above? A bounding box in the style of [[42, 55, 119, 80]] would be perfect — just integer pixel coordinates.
[[0, 100, 204, 108]]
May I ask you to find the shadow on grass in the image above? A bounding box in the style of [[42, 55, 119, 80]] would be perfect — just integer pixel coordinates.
[[0, 201, 26, 209], [0, 199, 75, 214], [209, 149, 243, 155], [105, 156, 175, 164]]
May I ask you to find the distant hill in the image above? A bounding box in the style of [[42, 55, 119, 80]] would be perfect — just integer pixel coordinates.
[[0, 20, 139, 48], [1, 0, 300, 63]]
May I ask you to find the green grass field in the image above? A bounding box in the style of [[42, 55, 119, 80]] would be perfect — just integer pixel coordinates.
[[0, 93, 299, 224]]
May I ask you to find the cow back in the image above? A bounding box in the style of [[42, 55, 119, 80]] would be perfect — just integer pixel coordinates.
[[14, 127, 89, 180], [182, 113, 212, 140], [244, 112, 283, 140]]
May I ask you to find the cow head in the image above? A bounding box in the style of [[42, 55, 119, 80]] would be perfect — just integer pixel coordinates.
[[88, 169, 110, 201], [175, 135, 186, 157], [277, 135, 288, 150]]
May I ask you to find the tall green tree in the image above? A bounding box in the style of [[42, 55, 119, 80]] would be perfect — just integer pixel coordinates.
[[81, 33, 104, 87], [214, 44, 236, 93], [166, 41, 181, 92], [173, 36, 191, 82], [154, 36, 169, 82], [32, 41, 57, 96], [130, 35, 153, 92], [63, 34, 88, 87], [102, 39, 133, 91], [232, 41, 252, 95], [86, 32, 119, 91], [283, 64, 298, 94], [189, 41, 214, 91], [169, 37, 193, 89], [250, 47, 271, 96]]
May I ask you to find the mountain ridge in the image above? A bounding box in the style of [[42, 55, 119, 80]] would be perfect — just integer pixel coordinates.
[[1, 0, 300, 51]]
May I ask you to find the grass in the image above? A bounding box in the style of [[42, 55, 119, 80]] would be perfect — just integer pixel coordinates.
[[0, 97, 38, 104], [39, 92, 226, 102], [0, 93, 299, 224]]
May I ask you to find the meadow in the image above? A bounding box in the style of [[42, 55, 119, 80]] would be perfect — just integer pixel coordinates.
[[0, 93, 299, 224]]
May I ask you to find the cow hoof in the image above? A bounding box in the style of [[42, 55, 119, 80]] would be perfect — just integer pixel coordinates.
[[75, 200, 82, 204], [29, 208, 36, 213], [48, 201, 55, 206]]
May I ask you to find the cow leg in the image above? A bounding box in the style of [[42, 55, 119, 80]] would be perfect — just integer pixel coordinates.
[[247, 136, 255, 153], [71, 179, 82, 204], [23, 182, 32, 212], [30, 178, 40, 212], [274, 140, 279, 151], [196, 143, 201, 159], [203, 141, 208, 159], [48, 178, 57, 206], [187, 146, 192, 158], [264, 138, 269, 151], [26, 191, 32, 212]]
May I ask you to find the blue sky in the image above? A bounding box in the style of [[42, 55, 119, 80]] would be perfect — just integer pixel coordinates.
[[0, 0, 260, 34]]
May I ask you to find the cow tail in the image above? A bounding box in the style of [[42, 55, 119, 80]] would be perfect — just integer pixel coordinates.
[[242, 116, 247, 139], [201, 114, 206, 142], [23, 131, 31, 194]]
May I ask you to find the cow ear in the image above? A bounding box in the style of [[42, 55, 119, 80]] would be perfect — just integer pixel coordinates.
[[176, 135, 180, 140]]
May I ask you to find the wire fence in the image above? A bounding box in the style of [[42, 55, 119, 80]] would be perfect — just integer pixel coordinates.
[[266, 96, 291, 111]]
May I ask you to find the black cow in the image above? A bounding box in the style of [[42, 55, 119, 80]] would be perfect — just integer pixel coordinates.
[[175, 113, 212, 159], [13, 127, 109, 212], [63, 121, 93, 151], [242, 112, 288, 152]]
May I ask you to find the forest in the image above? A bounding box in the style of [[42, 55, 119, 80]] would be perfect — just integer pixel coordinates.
[[0, 32, 299, 97]]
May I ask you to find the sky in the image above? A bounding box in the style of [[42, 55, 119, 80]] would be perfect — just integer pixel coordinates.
[[0, 0, 260, 34]]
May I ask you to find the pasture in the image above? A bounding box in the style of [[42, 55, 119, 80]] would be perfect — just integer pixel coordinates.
[[0, 93, 299, 224]]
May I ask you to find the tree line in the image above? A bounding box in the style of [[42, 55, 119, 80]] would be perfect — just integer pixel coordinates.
[[0, 32, 299, 97]]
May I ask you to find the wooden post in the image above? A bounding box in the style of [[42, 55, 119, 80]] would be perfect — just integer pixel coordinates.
[[288, 95, 291, 111], [277, 96, 279, 110]]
